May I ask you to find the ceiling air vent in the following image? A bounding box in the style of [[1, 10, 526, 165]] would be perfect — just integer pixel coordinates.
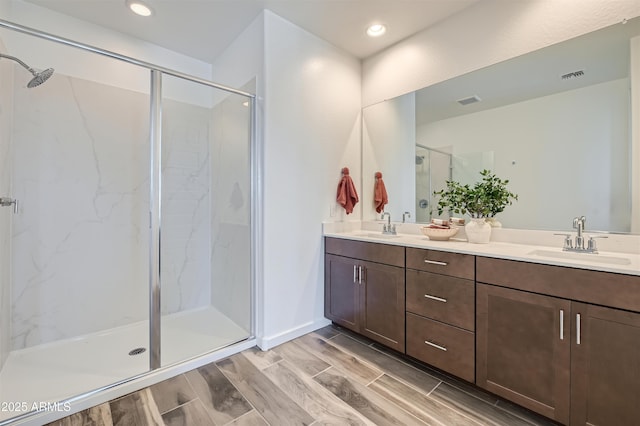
[[561, 70, 585, 80], [457, 95, 482, 106]]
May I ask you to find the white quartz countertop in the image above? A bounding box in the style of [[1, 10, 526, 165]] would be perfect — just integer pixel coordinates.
[[324, 229, 640, 276]]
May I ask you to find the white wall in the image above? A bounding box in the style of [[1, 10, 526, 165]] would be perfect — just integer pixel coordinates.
[[260, 10, 361, 348], [211, 14, 264, 98], [363, 0, 640, 106]]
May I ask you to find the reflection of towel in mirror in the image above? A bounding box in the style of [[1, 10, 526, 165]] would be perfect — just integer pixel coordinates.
[[337, 167, 359, 214], [374, 172, 388, 213]]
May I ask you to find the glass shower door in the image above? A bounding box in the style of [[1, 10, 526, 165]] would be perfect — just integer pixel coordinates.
[[159, 74, 252, 366], [415, 145, 452, 222], [0, 30, 152, 423]]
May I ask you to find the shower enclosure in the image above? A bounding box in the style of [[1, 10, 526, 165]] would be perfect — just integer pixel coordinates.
[[0, 20, 254, 425], [415, 144, 452, 223]]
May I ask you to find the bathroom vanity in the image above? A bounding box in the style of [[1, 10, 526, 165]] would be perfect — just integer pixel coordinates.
[[323, 230, 640, 426]]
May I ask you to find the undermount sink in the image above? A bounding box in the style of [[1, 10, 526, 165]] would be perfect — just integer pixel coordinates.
[[527, 249, 631, 265], [356, 232, 401, 239]]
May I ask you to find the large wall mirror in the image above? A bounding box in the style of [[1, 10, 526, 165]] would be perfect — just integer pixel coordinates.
[[362, 17, 640, 234]]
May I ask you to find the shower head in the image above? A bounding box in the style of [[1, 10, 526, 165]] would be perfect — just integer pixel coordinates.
[[416, 155, 424, 165], [0, 53, 54, 88], [27, 68, 54, 88]]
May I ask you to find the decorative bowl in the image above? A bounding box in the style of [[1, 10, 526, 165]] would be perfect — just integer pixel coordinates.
[[420, 226, 459, 241]]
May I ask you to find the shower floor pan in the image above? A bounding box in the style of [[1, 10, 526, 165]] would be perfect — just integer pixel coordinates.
[[0, 306, 249, 422]]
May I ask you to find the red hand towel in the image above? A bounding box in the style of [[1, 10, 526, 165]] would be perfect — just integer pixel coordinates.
[[337, 167, 359, 214], [374, 172, 388, 213]]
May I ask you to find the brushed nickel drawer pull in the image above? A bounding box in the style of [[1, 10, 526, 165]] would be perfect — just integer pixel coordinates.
[[358, 266, 363, 284], [576, 313, 581, 345], [424, 340, 447, 351], [560, 309, 564, 340], [424, 294, 447, 303], [353, 265, 357, 283], [424, 259, 448, 266]]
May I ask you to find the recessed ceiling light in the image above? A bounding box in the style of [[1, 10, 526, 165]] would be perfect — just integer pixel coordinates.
[[367, 24, 386, 37], [126, 0, 153, 17]]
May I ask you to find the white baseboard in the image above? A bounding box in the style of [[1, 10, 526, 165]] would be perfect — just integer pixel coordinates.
[[257, 318, 331, 350]]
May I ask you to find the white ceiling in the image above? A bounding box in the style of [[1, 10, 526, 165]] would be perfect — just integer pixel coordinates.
[[24, 0, 480, 63]]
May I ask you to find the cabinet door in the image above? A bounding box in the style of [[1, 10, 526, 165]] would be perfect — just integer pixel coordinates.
[[476, 283, 571, 424], [360, 260, 405, 352], [571, 303, 640, 426], [324, 254, 359, 331]]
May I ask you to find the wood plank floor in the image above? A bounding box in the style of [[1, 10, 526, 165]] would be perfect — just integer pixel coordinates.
[[46, 325, 557, 426]]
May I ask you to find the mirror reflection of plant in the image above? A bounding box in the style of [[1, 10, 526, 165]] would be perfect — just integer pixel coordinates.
[[434, 169, 518, 219]]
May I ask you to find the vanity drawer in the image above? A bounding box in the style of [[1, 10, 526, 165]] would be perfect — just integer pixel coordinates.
[[406, 313, 475, 382], [406, 247, 474, 280], [325, 237, 404, 267], [406, 269, 474, 331]]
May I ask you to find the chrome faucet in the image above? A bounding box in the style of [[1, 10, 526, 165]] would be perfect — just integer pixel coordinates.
[[381, 212, 396, 235], [402, 211, 411, 223], [555, 216, 607, 254], [573, 216, 585, 250]]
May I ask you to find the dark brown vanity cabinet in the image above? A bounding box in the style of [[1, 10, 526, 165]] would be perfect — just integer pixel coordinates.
[[476, 283, 571, 424], [405, 248, 476, 382], [477, 257, 640, 426], [324, 237, 405, 352], [570, 303, 640, 426]]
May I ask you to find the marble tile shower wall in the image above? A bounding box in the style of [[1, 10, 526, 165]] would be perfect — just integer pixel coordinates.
[[0, 57, 13, 368], [161, 101, 212, 315], [10, 73, 214, 350]]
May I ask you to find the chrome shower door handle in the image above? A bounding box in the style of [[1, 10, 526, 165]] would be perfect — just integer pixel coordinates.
[[0, 197, 18, 213]]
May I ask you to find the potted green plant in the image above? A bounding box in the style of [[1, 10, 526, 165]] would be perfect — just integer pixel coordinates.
[[433, 169, 518, 243]]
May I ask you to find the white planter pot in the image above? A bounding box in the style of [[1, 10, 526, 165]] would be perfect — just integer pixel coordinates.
[[486, 217, 502, 228], [465, 218, 491, 244]]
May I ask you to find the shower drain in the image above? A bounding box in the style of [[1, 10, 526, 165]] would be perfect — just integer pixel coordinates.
[[128, 347, 147, 356]]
